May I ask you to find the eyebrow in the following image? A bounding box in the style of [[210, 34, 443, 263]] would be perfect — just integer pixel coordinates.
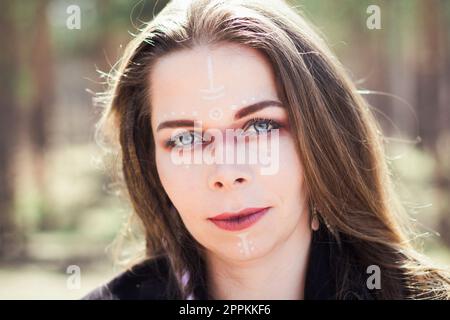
[[156, 99, 283, 132]]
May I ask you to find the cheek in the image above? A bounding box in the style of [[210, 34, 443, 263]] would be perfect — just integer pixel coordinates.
[[156, 151, 193, 204], [155, 151, 211, 245], [155, 150, 203, 216], [286, 143, 303, 188], [261, 135, 304, 197], [257, 136, 308, 241], [257, 134, 307, 235]]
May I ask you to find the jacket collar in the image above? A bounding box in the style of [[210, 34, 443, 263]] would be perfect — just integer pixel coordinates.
[[138, 226, 373, 300]]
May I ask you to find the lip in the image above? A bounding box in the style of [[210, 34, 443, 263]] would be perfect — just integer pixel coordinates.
[[208, 207, 270, 231]]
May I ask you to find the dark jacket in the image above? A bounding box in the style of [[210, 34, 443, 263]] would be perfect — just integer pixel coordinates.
[[82, 226, 374, 300]]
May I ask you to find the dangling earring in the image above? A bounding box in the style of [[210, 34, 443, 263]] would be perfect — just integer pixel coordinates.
[[311, 204, 320, 231]]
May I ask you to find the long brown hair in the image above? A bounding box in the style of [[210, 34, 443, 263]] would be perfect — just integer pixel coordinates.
[[95, 0, 450, 299]]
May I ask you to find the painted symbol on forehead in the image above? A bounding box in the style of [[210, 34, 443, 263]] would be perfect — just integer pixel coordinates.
[[209, 107, 223, 120], [200, 53, 225, 100], [236, 232, 255, 256]]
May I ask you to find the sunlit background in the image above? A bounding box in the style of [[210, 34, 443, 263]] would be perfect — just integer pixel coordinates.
[[0, 0, 449, 299]]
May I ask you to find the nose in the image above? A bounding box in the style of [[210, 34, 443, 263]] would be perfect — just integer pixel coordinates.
[[207, 165, 252, 191]]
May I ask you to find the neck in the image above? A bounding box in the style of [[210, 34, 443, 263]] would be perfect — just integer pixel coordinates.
[[205, 221, 312, 300]]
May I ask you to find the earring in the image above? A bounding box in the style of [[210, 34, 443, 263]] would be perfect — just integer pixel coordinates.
[[311, 204, 320, 231]]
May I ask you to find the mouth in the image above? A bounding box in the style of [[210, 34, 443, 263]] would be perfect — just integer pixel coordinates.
[[208, 207, 271, 231]]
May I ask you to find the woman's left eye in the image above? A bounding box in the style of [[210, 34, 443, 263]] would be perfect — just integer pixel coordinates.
[[243, 118, 281, 135]]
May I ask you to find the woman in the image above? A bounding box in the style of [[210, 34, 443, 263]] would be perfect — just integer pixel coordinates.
[[84, 0, 450, 299]]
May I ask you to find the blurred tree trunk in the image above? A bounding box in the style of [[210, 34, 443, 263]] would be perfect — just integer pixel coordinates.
[[0, 1, 22, 260], [29, 0, 55, 230], [415, 0, 450, 246], [416, 0, 442, 149], [95, 0, 117, 72]]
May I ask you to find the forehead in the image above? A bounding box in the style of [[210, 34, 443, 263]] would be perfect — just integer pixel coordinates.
[[149, 43, 278, 116]]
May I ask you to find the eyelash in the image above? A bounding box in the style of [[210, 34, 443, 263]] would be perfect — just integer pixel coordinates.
[[243, 117, 282, 132], [164, 117, 283, 149]]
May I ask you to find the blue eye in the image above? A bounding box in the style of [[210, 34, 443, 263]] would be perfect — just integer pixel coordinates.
[[166, 131, 203, 148], [164, 118, 282, 149], [243, 118, 281, 135]]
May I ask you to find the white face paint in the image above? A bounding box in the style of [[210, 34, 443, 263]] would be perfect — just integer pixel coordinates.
[[237, 232, 255, 256], [200, 52, 225, 101]]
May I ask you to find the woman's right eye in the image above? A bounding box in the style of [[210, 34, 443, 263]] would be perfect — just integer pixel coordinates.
[[166, 131, 203, 148]]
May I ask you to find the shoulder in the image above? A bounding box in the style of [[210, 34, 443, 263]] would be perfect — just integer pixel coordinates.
[[82, 255, 175, 300]]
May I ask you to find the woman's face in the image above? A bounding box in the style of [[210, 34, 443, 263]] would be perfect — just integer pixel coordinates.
[[150, 42, 310, 262]]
